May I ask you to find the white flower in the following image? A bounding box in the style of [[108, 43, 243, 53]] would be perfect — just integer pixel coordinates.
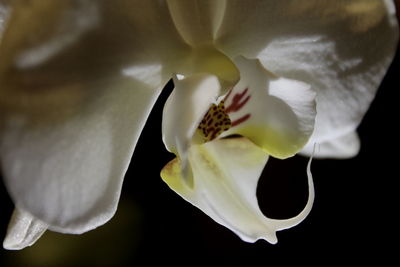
[[0, 0, 398, 250]]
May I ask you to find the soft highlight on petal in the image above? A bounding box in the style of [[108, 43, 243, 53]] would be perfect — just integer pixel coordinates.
[[216, 0, 398, 158], [0, 0, 189, 116], [301, 131, 360, 159], [259, 29, 397, 158], [167, 0, 227, 46], [0, 76, 163, 234], [221, 57, 316, 159], [162, 74, 221, 184], [3, 208, 47, 250], [162, 74, 221, 154], [0, 0, 184, 234], [161, 137, 314, 244]]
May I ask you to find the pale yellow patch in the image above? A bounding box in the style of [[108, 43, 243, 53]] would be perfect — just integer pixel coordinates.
[[178, 45, 240, 90], [285, 0, 386, 32], [160, 157, 187, 193], [234, 125, 307, 159], [345, 1, 385, 32], [160, 137, 268, 193]]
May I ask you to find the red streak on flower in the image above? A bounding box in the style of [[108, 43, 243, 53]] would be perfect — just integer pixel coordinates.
[[224, 88, 252, 127], [231, 114, 251, 127], [225, 88, 251, 114]]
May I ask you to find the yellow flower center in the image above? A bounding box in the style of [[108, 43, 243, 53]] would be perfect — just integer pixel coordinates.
[[197, 87, 254, 142], [197, 101, 231, 142]]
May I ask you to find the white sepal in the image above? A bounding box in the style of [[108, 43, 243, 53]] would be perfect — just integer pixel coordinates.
[[3, 208, 47, 250]]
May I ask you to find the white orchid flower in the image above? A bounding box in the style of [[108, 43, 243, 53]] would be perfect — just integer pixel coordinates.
[[0, 0, 398, 250]]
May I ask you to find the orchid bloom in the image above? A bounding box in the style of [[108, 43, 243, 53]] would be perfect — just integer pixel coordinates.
[[0, 0, 398, 250]]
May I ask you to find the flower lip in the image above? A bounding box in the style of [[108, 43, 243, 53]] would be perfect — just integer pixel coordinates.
[[161, 136, 315, 244]]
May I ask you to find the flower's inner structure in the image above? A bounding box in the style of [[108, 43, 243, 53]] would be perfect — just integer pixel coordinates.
[[198, 101, 231, 142], [225, 87, 252, 127], [197, 86, 253, 142]]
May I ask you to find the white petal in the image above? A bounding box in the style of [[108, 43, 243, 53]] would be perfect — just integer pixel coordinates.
[[216, 1, 398, 57], [0, 0, 188, 78], [259, 31, 397, 158], [161, 137, 314, 244], [221, 57, 316, 159], [215, 0, 398, 158], [3, 208, 47, 250], [0, 76, 162, 234], [0, 0, 183, 233], [162, 74, 221, 183], [10, 0, 100, 69], [301, 131, 360, 159], [0, 0, 186, 120]]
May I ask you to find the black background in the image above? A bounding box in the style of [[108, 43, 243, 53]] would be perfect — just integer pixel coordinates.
[[0, 43, 399, 267]]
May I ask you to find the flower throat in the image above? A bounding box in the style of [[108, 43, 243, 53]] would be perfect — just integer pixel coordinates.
[[197, 100, 231, 142], [197, 87, 252, 142]]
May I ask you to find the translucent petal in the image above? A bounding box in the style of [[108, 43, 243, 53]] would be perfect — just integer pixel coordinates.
[[0, 0, 181, 233], [0, 76, 163, 234], [214, 0, 398, 157], [221, 57, 316, 159], [162, 74, 221, 184], [301, 131, 360, 159], [3, 208, 47, 250], [161, 137, 314, 244], [167, 0, 227, 46], [0, 0, 187, 123], [0, 0, 188, 101], [216, 0, 398, 58]]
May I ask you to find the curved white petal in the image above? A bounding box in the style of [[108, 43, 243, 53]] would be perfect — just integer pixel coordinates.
[[0, 0, 188, 86], [162, 74, 221, 184], [0, 0, 185, 233], [214, 0, 398, 158], [301, 131, 360, 159], [216, 1, 398, 57], [0, 77, 162, 234], [161, 137, 314, 244], [6, 0, 100, 69], [221, 57, 316, 159], [3, 208, 47, 250]]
